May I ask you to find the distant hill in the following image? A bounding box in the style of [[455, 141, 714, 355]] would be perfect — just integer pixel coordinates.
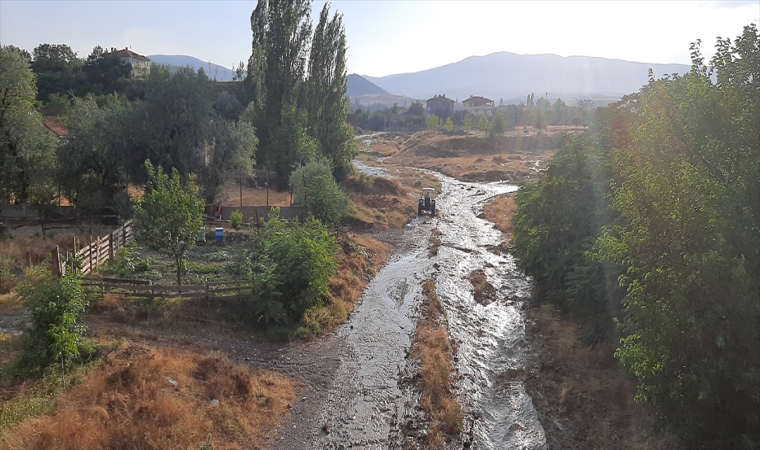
[[347, 74, 390, 96], [147, 55, 234, 81], [364, 52, 691, 102]]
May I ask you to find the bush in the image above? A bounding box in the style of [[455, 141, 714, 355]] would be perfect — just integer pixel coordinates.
[[230, 211, 243, 230], [16, 268, 88, 372], [290, 159, 350, 226], [233, 208, 337, 325]]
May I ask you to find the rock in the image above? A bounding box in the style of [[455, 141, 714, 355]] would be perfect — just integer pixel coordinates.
[[210, 399, 219, 406], [166, 376, 178, 387]]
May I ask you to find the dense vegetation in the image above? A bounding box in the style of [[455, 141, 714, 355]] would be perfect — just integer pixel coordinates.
[[512, 25, 759, 448]]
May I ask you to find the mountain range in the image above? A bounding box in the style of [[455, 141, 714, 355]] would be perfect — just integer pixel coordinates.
[[147, 55, 235, 81], [363, 52, 691, 103]]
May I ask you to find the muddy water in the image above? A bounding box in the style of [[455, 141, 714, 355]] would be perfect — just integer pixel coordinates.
[[313, 166, 545, 449]]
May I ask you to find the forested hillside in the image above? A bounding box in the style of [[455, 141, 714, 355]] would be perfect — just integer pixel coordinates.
[[511, 24, 759, 448]]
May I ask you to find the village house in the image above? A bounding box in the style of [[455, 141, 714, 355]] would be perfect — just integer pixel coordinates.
[[462, 95, 494, 116], [426, 94, 454, 118], [110, 48, 151, 78]]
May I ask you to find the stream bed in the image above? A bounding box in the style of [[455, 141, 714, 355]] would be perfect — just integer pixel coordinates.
[[312, 167, 546, 449]]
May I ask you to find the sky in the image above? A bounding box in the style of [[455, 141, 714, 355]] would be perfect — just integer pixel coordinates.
[[1, 0, 758, 78]]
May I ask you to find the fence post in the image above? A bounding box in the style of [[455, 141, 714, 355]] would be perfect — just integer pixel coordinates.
[[109, 231, 114, 262], [206, 283, 210, 302], [53, 245, 61, 278], [89, 235, 93, 276]]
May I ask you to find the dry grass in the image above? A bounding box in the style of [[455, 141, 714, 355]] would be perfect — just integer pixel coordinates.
[[343, 173, 419, 230], [411, 280, 463, 446], [216, 178, 292, 207], [525, 303, 681, 450], [469, 269, 496, 306], [482, 195, 517, 237], [384, 131, 556, 183], [1, 342, 295, 450]]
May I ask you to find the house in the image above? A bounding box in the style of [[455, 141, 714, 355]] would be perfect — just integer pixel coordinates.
[[462, 95, 495, 116], [110, 48, 151, 78], [426, 94, 454, 118], [463, 96, 494, 109]]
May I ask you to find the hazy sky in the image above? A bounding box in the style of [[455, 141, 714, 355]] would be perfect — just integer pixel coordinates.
[[1, 1, 757, 77]]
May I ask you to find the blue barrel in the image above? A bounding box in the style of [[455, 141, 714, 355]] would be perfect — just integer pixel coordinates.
[[215, 227, 224, 243]]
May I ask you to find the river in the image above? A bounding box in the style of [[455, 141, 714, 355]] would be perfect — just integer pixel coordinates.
[[311, 165, 546, 449]]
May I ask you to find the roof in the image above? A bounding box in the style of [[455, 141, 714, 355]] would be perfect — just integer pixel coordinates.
[[111, 48, 150, 61], [42, 117, 69, 137], [463, 96, 494, 104], [426, 94, 454, 103]]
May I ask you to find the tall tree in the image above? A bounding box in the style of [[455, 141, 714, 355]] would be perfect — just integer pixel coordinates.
[[247, 0, 312, 181], [0, 45, 58, 208], [306, 2, 356, 180]]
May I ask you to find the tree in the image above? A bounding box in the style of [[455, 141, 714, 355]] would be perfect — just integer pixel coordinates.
[[289, 158, 348, 226], [247, 0, 312, 181], [134, 161, 204, 286], [408, 101, 425, 116], [306, 3, 357, 180], [0, 45, 58, 209], [57, 94, 129, 213], [477, 114, 489, 134], [463, 112, 473, 132], [426, 114, 440, 130], [489, 112, 506, 137], [444, 117, 453, 132], [31, 43, 86, 100], [17, 268, 88, 373], [83, 45, 131, 94], [533, 108, 547, 131]]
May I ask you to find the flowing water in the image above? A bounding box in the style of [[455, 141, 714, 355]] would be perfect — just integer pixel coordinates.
[[313, 166, 546, 449]]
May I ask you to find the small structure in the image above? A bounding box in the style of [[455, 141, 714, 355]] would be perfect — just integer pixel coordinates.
[[426, 94, 454, 118], [110, 48, 151, 78]]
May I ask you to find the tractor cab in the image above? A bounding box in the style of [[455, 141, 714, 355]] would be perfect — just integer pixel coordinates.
[[418, 187, 437, 216]]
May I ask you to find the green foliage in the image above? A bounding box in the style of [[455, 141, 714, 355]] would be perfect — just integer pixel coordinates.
[[426, 114, 440, 130], [134, 161, 204, 286], [512, 135, 623, 342], [488, 112, 506, 137], [512, 25, 760, 447], [444, 117, 453, 132], [306, 4, 357, 180], [463, 112, 473, 133], [103, 243, 152, 277], [230, 211, 244, 230], [15, 268, 88, 372], [477, 114, 489, 133], [290, 159, 350, 226], [0, 45, 58, 208], [233, 208, 338, 327]]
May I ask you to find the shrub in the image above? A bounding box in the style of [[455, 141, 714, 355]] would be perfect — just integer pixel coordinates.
[[16, 268, 88, 372], [230, 211, 243, 230], [290, 159, 350, 226], [234, 208, 337, 325]]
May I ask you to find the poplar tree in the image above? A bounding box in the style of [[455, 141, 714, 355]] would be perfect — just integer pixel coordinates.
[[306, 2, 356, 181], [247, 0, 313, 183]]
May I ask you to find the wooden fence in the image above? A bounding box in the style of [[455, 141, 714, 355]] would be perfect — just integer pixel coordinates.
[[80, 277, 252, 300], [54, 220, 134, 278]]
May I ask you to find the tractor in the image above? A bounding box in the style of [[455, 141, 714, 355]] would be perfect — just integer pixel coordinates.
[[418, 187, 437, 216]]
